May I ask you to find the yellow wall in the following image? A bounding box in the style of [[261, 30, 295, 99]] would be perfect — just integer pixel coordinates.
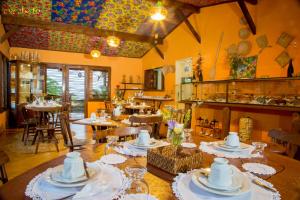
[[0, 111, 7, 134], [0, 24, 10, 58], [142, 0, 300, 140], [10, 47, 143, 116]]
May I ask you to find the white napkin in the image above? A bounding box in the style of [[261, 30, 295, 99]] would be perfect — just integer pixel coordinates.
[[182, 143, 197, 148], [120, 194, 158, 200], [114, 143, 147, 157]]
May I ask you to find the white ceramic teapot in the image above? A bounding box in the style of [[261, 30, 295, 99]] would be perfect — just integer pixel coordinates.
[[62, 152, 85, 180], [137, 130, 150, 146]]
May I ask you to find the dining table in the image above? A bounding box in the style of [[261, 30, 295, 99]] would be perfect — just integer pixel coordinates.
[[0, 136, 300, 200]]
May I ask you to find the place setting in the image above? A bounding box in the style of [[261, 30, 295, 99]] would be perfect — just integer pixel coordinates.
[[172, 157, 281, 200], [114, 129, 169, 157], [25, 152, 131, 200], [199, 132, 259, 159]]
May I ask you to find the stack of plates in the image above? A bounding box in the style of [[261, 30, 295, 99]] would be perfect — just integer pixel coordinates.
[[44, 165, 96, 187], [214, 141, 251, 152], [127, 139, 160, 149], [191, 170, 251, 196]]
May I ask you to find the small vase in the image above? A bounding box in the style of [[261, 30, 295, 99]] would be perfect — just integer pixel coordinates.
[[171, 133, 184, 147]]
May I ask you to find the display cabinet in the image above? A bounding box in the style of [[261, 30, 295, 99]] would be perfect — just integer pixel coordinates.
[[180, 77, 300, 109], [8, 60, 46, 127]]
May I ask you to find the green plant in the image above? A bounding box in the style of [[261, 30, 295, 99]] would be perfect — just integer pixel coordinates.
[[46, 78, 62, 96]]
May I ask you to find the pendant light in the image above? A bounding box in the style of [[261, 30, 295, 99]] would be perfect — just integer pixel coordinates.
[[107, 35, 121, 48], [150, 0, 168, 21], [90, 49, 101, 58]]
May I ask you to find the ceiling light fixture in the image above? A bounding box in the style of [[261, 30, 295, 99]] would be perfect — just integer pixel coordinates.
[[150, 1, 168, 21], [90, 49, 101, 58], [107, 36, 121, 48]]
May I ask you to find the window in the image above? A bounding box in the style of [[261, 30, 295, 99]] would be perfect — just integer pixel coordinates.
[[88, 67, 111, 100]]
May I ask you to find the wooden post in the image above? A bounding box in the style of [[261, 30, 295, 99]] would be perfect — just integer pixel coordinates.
[[222, 107, 231, 139]]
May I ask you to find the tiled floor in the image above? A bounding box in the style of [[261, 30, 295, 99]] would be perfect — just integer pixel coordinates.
[[0, 124, 92, 184]]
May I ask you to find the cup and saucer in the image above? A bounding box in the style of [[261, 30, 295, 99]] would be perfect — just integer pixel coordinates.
[[215, 132, 250, 152], [45, 152, 96, 187], [128, 130, 158, 149], [192, 158, 251, 196]]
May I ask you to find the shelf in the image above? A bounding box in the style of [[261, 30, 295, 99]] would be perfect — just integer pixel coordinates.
[[121, 82, 143, 85], [120, 88, 143, 91], [181, 77, 300, 85], [180, 100, 300, 112]]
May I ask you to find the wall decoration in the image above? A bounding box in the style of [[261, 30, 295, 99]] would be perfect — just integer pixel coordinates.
[[287, 59, 294, 77], [256, 35, 269, 49], [226, 44, 238, 55], [277, 32, 294, 48], [161, 65, 175, 76], [275, 51, 290, 68], [229, 55, 257, 79], [210, 32, 224, 80], [239, 17, 247, 25], [237, 40, 252, 56], [239, 28, 251, 39]]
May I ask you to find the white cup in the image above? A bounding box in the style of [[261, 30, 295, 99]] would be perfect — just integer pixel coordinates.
[[137, 130, 150, 146], [62, 152, 85, 180], [90, 112, 97, 121], [208, 158, 234, 188], [224, 132, 240, 147]]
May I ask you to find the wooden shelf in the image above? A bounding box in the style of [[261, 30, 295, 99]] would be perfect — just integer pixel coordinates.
[[121, 82, 143, 85], [120, 88, 143, 91], [180, 100, 300, 112]]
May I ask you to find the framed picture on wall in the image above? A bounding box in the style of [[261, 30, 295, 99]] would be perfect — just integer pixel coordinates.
[[230, 55, 258, 79]]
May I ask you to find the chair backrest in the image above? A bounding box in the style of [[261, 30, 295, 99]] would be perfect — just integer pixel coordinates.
[[129, 115, 163, 138], [104, 101, 113, 114], [60, 112, 74, 150], [173, 109, 185, 124], [269, 129, 300, 146]]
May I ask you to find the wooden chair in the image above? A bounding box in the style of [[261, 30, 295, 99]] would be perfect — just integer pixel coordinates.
[[60, 112, 88, 152], [104, 101, 113, 114], [129, 115, 163, 139], [268, 129, 300, 160], [20, 103, 37, 145], [0, 151, 9, 184], [105, 125, 152, 141]]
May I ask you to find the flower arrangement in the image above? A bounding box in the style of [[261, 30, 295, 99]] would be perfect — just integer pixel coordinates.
[[167, 120, 184, 146]]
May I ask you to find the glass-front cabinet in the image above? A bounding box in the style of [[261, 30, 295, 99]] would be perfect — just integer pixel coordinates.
[[8, 61, 46, 126]]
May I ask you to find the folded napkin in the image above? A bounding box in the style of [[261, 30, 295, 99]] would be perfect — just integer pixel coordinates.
[[114, 143, 147, 157]]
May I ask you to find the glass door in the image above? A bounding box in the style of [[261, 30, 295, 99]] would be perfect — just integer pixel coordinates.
[[67, 68, 86, 120], [46, 68, 63, 102]]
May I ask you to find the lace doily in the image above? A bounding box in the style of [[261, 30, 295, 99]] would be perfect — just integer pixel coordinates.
[[172, 169, 281, 200], [120, 194, 158, 200], [199, 142, 259, 159], [242, 163, 276, 175], [25, 163, 130, 200]]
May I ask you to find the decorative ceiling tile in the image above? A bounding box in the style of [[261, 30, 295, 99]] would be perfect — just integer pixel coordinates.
[[6, 25, 49, 49], [49, 31, 90, 52], [85, 36, 120, 56], [95, 0, 154, 33], [1, 0, 51, 21], [118, 41, 152, 58], [51, 0, 105, 27]]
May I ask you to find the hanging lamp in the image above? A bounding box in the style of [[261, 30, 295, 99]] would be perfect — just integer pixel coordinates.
[[150, 0, 168, 21]]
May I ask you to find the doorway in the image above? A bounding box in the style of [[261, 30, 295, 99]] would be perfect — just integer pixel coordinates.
[[46, 65, 86, 120]]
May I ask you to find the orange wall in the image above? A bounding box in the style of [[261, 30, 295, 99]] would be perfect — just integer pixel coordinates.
[[0, 111, 7, 134], [0, 24, 10, 58], [142, 0, 300, 140], [9, 47, 143, 116]]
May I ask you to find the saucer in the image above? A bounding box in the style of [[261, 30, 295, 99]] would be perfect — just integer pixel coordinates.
[[50, 165, 96, 184], [128, 139, 159, 149], [191, 170, 251, 196], [99, 154, 127, 165], [198, 171, 242, 191], [215, 142, 250, 152]]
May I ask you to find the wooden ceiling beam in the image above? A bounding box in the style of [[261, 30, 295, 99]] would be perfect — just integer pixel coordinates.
[[1, 15, 163, 44], [0, 25, 19, 44], [147, 0, 200, 13], [237, 0, 256, 34], [154, 45, 164, 59]]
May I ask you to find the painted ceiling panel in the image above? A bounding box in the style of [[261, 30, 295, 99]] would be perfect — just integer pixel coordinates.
[[95, 0, 154, 33], [1, 0, 52, 21], [6, 25, 50, 49]]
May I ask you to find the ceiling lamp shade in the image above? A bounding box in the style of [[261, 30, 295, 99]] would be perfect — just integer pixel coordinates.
[[90, 49, 101, 58], [150, 1, 168, 21], [107, 36, 121, 48]]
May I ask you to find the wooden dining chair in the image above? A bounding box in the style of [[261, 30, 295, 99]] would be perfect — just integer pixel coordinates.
[[105, 125, 153, 141], [0, 151, 9, 184], [60, 112, 88, 152], [20, 103, 37, 145], [129, 115, 163, 139], [104, 101, 113, 114]]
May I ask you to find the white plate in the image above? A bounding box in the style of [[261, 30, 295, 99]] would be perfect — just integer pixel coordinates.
[[191, 170, 251, 196], [99, 154, 127, 165], [120, 194, 158, 200], [198, 171, 242, 191], [51, 165, 96, 184], [127, 139, 159, 149], [214, 142, 250, 152], [44, 168, 96, 188]]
